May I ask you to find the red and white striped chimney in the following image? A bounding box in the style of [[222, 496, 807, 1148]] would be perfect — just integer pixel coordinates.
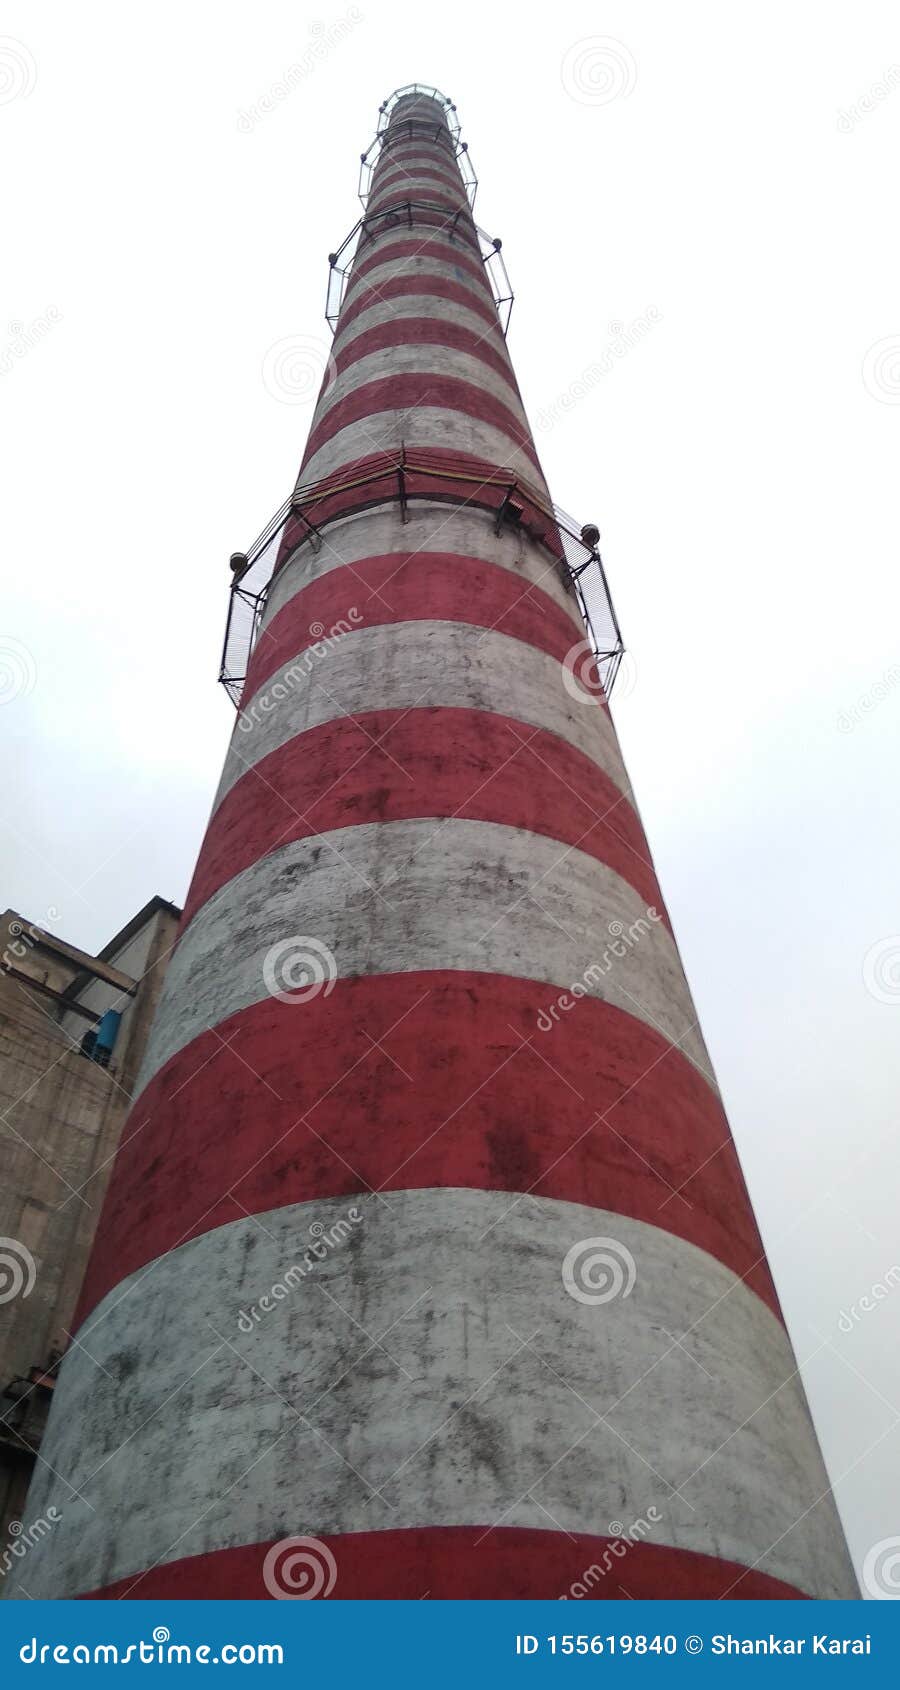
[[18, 86, 856, 1601]]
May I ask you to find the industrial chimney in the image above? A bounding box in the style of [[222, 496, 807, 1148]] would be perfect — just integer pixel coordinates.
[[16, 86, 856, 1601]]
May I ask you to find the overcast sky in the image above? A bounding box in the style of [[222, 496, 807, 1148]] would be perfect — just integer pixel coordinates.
[[4, 0, 900, 1591]]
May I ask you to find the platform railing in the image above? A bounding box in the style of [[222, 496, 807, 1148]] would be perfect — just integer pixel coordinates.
[[221, 461, 623, 706], [326, 204, 512, 334]]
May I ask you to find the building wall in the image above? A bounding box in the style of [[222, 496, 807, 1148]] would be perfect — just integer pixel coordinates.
[[0, 902, 179, 1574], [58, 905, 179, 1100]]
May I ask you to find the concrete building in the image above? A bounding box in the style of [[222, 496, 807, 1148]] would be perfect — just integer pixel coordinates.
[[0, 899, 179, 1574], [16, 87, 856, 1599]]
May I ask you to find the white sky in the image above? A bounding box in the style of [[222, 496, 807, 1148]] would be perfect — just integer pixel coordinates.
[[4, 0, 900, 1592]]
